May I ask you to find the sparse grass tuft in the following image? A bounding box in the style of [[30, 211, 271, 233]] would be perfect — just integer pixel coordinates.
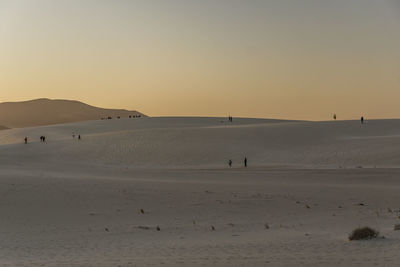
[[349, 227, 379, 241]]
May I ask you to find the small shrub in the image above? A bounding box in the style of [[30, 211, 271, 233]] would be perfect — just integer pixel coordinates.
[[349, 227, 379, 241]]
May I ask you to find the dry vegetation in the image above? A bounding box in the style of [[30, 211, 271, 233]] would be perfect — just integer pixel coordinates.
[[349, 227, 379, 241]]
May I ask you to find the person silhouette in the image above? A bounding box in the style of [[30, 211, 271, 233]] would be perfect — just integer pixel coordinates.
[[24, 137, 28, 144], [361, 116, 364, 124], [228, 159, 232, 167], [244, 157, 247, 167]]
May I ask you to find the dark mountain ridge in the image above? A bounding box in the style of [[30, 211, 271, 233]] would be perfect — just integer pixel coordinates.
[[0, 98, 145, 128]]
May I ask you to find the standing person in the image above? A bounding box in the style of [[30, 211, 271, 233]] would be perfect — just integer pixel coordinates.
[[228, 159, 232, 167], [43, 136, 46, 142], [361, 116, 364, 124], [244, 157, 247, 167], [24, 137, 28, 144], [78, 135, 81, 140]]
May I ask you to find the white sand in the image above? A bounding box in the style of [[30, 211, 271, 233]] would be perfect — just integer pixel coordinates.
[[1, 117, 400, 266]]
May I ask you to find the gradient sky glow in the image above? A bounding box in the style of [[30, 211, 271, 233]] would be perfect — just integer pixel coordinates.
[[0, 0, 399, 120]]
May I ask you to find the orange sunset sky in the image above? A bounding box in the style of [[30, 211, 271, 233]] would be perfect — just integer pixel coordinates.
[[0, 0, 399, 120]]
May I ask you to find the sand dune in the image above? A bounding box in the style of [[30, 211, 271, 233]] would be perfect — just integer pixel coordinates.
[[0, 98, 145, 128], [1, 116, 400, 168], [1, 117, 400, 266]]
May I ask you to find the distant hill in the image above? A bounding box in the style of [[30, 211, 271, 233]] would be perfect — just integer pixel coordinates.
[[0, 98, 145, 128]]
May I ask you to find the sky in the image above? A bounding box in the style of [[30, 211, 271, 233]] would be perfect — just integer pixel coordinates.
[[0, 0, 399, 121]]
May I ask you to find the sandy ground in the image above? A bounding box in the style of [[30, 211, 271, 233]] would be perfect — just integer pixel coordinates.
[[1, 117, 400, 266]]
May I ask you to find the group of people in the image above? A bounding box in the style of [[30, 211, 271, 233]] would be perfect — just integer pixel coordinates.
[[228, 116, 233, 122], [228, 157, 247, 168], [334, 114, 366, 125], [24, 136, 46, 144], [72, 133, 81, 140], [24, 133, 82, 144]]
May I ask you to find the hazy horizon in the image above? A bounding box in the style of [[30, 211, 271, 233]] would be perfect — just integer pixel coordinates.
[[1, 0, 399, 120]]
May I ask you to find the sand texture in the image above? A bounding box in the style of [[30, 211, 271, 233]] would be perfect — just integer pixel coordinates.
[[1, 117, 400, 266]]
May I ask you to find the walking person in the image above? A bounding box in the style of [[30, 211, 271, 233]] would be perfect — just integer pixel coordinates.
[[244, 157, 247, 168], [228, 159, 232, 167], [361, 116, 364, 124]]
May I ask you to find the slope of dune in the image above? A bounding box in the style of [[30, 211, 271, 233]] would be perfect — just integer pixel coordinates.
[[2, 117, 400, 266], [0, 98, 145, 128], [1, 117, 400, 169]]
